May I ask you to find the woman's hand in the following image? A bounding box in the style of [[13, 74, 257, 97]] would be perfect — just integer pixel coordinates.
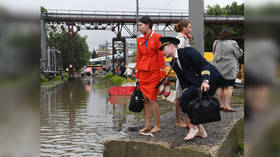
[[201, 82, 210, 92]]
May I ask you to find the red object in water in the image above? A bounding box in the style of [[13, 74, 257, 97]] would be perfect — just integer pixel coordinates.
[[85, 68, 92, 73], [107, 86, 136, 96]]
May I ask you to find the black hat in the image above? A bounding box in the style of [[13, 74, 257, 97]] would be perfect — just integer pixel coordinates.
[[159, 37, 180, 50]]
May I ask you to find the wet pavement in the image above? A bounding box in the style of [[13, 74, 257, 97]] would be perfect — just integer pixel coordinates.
[[104, 107, 244, 157], [40, 77, 173, 156]]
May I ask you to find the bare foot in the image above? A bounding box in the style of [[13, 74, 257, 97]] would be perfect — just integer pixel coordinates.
[[139, 126, 150, 133], [223, 106, 236, 112], [150, 127, 161, 133], [197, 126, 207, 138], [176, 122, 186, 128], [184, 126, 199, 141]]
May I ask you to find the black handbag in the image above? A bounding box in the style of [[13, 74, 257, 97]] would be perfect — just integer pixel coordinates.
[[188, 90, 221, 125], [129, 81, 144, 113]]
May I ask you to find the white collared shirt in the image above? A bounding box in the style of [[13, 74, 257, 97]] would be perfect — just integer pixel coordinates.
[[175, 49, 182, 70]]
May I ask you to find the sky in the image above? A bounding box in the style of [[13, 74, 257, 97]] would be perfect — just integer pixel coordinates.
[[0, 0, 245, 51]]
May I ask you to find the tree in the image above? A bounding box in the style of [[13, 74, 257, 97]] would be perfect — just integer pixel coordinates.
[[40, 6, 47, 13], [47, 27, 90, 70], [204, 2, 244, 52], [205, 2, 244, 16]]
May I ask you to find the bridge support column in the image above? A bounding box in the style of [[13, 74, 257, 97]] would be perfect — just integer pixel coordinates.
[[112, 37, 126, 75], [189, 0, 204, 56], [41, 19, 47, 76]]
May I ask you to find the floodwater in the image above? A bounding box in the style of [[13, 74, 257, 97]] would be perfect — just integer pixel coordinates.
[[40, 77, 173, 156]]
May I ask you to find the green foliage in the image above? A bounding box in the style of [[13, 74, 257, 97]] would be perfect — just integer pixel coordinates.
[[41, 78, 48, 83], [104, 73, 134, 85], [47, 28, 91, 70], [63, 73, 69, 80], [204, 2, 244, 52], [40, 6, 47, 13], [110, 75, 126, 85], [54, 75, 62, 81], [239, 140, 244, 151], [205, 2, 244, 16], [104, 73, 113, 79]]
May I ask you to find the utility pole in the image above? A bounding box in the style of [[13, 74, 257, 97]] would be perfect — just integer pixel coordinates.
[[105, 41, 108, 66], [136, 0, 139, 34], [189, 0, 204, 56]]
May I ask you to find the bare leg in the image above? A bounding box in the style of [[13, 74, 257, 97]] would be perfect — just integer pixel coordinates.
[[139, 95, 151, 132], [224, 86, 233, 108], [150, 100, 161, 133], [223, 86, 236, 112], [175, 97, 186, 127], [217, 87, 225, 108]]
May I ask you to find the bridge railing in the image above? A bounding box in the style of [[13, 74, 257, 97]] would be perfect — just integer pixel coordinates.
[[41, 9, 189, 22], [205, 16, 244, 21], [41, 9, 244, 23], [43, 9, 188, 17]]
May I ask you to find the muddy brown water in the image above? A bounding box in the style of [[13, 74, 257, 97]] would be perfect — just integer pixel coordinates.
[[40, 77, 173, 156]]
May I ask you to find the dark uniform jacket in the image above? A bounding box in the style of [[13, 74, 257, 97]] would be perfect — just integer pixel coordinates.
[[171, 47, 225, 92]]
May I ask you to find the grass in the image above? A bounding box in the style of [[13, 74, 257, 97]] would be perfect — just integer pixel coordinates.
[[40, 72, 69, 89]]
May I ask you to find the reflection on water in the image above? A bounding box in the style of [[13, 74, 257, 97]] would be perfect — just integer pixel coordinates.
[[107, 95, 130, 105], [40, 78, 134, 156], [40, 77, 173, 156]]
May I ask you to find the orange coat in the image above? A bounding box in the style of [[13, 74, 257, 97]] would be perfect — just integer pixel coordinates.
[[135, 32, 166, 78], [135, 32, 166, 100]]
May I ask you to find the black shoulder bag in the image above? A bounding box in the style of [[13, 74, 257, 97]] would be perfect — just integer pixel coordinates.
[[189, 89, 221, 125], [129, 81, 144, 113]]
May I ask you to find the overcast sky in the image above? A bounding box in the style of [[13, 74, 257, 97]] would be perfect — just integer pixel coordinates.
[[1, 0, 245, 51]]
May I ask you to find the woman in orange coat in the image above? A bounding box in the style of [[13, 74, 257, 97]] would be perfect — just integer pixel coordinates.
[[136, 16, 166, 133]]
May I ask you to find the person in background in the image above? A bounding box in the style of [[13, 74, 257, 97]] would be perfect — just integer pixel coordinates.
[[124, 67, 133, 79], [136, 16, 166, 133], [120, 64, 126, 77], [213, 29, 243, 112], [81, 66, 86, 77], [174, 19, 194, 128]]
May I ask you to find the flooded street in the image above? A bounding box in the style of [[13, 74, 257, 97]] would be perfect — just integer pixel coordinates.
[[40, 77, 173, 156]]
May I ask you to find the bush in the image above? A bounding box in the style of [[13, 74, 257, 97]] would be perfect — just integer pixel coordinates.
[[54, 75, 61, 81], [110, 75, 125, 85], [41, 78, 49, 83], [63, 72, 69, 80], [104, 73, 113, 79]]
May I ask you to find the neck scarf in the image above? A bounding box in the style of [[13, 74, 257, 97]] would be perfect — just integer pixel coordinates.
[[181, 32, 193, 39], [143, 30, 153, 48]]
